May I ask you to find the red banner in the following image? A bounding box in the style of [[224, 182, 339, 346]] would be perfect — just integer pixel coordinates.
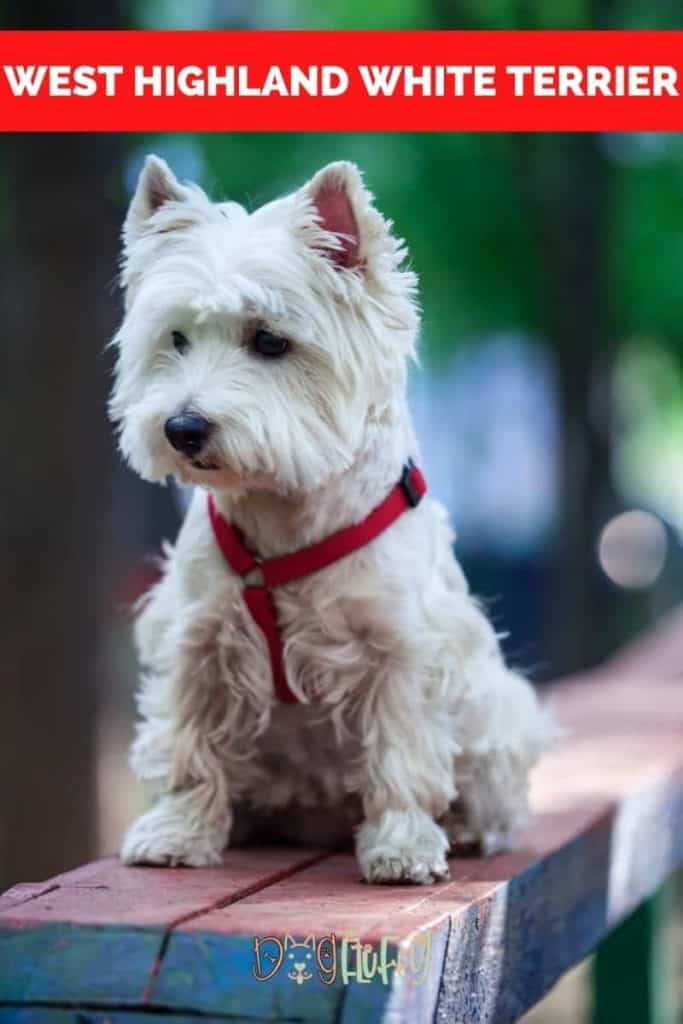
[[1, 30, 682, 131]]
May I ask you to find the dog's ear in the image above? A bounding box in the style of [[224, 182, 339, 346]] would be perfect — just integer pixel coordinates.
[[123, 154, 191, 246], [298, 161, 399, 279], [304, 162, 362, 269]]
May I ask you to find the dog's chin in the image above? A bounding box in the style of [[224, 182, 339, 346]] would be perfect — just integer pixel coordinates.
[[173, 456, 276, 493], [189, 456, 221, 473], [175, 459, 235, 488]]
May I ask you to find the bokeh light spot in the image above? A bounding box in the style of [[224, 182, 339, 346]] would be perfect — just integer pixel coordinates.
[[598, 510, 667, 589]]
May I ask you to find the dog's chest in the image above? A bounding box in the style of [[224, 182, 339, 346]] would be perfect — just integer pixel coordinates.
[[255, 702, 363, 809], [208, 571, 375, 807], [211, 559, 387, 701]]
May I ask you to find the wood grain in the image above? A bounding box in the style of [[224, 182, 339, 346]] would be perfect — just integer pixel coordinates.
[[0, 849, 329, 1007]]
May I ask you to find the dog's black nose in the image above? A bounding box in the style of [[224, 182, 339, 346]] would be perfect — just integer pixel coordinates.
[[164, 413, 212, 456]]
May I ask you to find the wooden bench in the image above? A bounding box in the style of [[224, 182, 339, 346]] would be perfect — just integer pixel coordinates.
[[1, 609, 682, 1023]]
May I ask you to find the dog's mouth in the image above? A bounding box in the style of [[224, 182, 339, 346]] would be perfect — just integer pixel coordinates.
[[190, 457, 219, 471]]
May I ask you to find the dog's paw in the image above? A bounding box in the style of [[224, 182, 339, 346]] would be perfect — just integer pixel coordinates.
[[362, 849, 450, 885], [446, 806, 520, 856], [357, 811, 450, 885], [120, 799, 228, 867]]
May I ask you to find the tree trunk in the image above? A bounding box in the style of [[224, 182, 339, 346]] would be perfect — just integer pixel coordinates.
[[0, 3, 122, 889], [511, 130, 620, 674], [538, 134, 619, 673]]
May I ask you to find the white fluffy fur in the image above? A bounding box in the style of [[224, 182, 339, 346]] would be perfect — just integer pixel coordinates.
[[111, 155, 553, 884]]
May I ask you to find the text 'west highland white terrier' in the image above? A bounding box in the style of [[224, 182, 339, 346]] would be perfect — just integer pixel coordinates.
[[111, 155, 552, 884]]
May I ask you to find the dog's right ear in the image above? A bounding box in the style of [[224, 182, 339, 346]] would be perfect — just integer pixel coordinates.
[[295, 161, 404, 285], [123, 154, 191, 246]]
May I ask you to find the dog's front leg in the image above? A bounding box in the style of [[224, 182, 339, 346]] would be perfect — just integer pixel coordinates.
[[121, 619, 238, 867], [120, 772, 232, 867], [120, 673, 235, 866], [355, 677, 456, 885]]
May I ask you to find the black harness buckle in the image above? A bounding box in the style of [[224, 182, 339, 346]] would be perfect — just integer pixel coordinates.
[[400, 459, 423, 508]]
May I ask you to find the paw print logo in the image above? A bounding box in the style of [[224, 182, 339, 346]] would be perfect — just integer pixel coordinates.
[[284, 935, 315, 985]]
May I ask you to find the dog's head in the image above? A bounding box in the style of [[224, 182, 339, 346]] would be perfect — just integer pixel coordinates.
[[110, 156, 419, 494]]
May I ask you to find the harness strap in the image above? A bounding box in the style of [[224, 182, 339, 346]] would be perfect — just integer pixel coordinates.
[[207, 460, 426, 703]]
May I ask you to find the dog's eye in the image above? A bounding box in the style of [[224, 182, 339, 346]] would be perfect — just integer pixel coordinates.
[[251, 329, 289, 358], [172, 331, 190, 355]]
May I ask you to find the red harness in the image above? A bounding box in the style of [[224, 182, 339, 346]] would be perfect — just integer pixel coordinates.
[[207, 461, 427, 703]]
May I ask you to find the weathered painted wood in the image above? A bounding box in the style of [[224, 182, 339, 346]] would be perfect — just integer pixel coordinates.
[[0, 1012, 235, 1023], [0, 924, 162, 1008], [150, 930, 397, 1023], [0, 608, 682, 1023], [0, 884, 58, 915], [0, 848, 328, 928], [0, 848, 328, 1007], [435, 784, 683, 1023]]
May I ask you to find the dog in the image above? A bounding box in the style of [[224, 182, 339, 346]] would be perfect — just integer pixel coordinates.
[[111, 155, 552, 884]]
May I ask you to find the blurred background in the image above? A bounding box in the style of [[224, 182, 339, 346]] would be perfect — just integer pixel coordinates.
[[1, 2, 682, 1020]]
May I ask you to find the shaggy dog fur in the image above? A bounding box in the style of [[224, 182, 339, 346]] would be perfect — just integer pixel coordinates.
[[111, 155, 552, 884]]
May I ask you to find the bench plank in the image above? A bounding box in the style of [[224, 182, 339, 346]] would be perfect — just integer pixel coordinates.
[[0, 923, 162, 1010], [0, 848, 329, 928], [0, 849, 329, 1006], [0, 1012, 234, 1023]]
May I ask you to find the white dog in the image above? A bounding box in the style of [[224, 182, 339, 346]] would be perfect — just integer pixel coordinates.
[[111, 155, 552, 884]]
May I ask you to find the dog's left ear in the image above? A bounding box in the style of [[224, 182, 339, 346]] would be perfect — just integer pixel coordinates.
[[123, 154, 192, 246], [303, 162, 362, 269], [299, 161, 393, 274]]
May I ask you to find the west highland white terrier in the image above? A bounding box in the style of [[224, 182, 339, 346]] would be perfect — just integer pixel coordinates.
[[111, 155, 552, 884]]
